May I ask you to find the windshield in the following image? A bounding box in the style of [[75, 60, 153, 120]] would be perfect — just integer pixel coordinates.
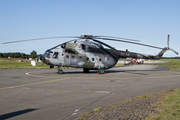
[[43, 49, 50, 56], [43, 50, 53, 58], [47, 51, 53, 58]]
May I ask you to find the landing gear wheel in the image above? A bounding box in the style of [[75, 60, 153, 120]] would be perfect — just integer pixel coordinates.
[[98, 69, 105, 74], [58, 69, 63, 74], [83, 68, 90, 73]]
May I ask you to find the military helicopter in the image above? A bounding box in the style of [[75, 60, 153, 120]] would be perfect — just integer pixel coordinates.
[[2, 34, 178, 74]]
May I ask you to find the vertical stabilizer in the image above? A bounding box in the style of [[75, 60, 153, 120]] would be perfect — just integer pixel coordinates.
[[156, 47, 168, 59]]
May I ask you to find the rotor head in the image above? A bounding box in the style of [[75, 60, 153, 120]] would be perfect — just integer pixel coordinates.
[[80, 35, 93, 39]]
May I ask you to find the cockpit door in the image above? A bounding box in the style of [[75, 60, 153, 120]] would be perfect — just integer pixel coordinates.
[[63, 53, 71, 66], [50, 52, 61, 65]]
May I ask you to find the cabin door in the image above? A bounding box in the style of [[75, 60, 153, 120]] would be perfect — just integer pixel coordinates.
[[63, 53, 71, 66]]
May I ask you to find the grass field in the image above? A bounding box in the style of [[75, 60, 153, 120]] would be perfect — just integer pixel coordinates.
[[0, 59, 50, 69], [0, 59, 125, 69], [1, 59, 180, 70], [145, 59, 180, 70], [146, 89, 180, 120], [78, 89, 180, 120]]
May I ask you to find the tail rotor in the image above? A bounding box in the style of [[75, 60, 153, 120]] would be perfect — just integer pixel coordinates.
[[167, 35, 178, 55]]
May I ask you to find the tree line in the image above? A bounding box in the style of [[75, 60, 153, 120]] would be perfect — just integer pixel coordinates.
[[0, 50, 42, 59]]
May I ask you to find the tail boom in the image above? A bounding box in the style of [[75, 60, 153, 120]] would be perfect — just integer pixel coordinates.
[[154, 47, 178, 59]]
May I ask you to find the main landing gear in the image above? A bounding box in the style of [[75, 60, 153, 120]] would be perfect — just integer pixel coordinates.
[[57, 67, 106, 74], [96, 68, 106, 75], [83, 68, 106, 74], [83, 68, 90, 73], [98, 68, 105, 74]]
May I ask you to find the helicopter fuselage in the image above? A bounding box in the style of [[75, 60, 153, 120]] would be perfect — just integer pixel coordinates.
[[41, 41, 118, 70]]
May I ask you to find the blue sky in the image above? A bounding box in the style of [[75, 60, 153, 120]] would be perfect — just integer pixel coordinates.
[[0, 0, 180, 57]]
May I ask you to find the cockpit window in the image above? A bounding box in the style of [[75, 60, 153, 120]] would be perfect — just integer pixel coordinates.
[[47, 51, 53, 58], [80, 44, 86, 50], [43, 49, 50, 56], [53, 52, 59, 59]]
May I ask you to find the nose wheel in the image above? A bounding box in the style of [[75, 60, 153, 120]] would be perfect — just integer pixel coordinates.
[[58, 69, 63, 74], [57, 66, 63, 74]]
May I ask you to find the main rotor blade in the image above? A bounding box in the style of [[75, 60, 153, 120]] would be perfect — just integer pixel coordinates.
[[92, 39, 116, 50], [2, 36, 79, 44], [94, 36, 140, 42], [97, 37, 163, 49]]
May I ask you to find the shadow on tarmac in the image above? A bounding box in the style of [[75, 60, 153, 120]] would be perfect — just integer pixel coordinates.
[[58, 65, 167, 75], [28, 65, 167, 76], [0, 109, 38, 120]]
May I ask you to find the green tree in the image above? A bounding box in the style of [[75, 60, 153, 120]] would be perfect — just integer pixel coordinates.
[[8, 53, 14, 58], [30, 50, 37, 58], [20, 53, 25, 58], [3, 53, 8, 58], [14, 52, 21, 58], [0, 53, 3, 58]]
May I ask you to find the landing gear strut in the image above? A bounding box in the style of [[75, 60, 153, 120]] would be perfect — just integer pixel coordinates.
[[83, 68, 90, 73]]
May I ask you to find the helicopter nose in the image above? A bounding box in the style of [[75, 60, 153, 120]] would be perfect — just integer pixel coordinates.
[[40, 56, 45, 61]]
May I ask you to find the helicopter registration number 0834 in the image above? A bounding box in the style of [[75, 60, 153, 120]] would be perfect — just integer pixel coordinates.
[[120, 52, 130, 57]]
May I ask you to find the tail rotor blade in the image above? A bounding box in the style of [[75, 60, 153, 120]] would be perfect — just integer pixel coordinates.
[[170, 49, 179, 55], [167, 35, 170, 48]]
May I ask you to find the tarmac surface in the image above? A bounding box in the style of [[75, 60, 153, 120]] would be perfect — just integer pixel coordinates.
[[0, 65, 180, 120]]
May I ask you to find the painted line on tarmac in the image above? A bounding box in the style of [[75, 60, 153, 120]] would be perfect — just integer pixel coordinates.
[[26, 71, 59, 78], [0, 77, 70, 90], [67, 73, 180, 80], [145, 74, 180, 79], [94, 91, 110, 94], [26, 70, 180, 80]]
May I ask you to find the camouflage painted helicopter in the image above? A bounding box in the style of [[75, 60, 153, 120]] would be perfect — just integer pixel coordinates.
[[2, 35, 178, 74]]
